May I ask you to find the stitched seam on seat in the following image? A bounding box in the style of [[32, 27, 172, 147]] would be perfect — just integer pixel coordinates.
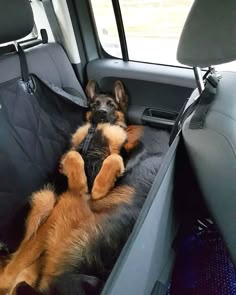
[[14, 125, 66, 144]]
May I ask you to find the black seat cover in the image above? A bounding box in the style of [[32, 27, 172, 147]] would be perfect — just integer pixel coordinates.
[[0, 73, 86, 249], [0, 0, 89, 249]]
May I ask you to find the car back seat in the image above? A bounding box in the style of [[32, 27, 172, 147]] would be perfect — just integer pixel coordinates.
[[0, 43, 86, 99]]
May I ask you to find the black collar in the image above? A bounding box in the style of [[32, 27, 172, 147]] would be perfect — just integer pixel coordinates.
[[81, 122, 127, 156], [81, 124, 96, 156]]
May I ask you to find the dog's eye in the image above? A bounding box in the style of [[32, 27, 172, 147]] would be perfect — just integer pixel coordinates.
[[107, 100, 113, 107], [95, 100, 100, 106]]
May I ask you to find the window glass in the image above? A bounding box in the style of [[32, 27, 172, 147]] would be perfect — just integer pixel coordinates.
[[91, 0, 194, 66], [91, 0, 236, 71], [90, 0, 122, 58], [119, 0, 193, 65]]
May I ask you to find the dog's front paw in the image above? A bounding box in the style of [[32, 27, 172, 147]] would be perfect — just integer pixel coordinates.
[[59, 151, 84, 176], [60, 151, 88, 194], [92, 154, 124, 200], [0, 276, 11, 295]]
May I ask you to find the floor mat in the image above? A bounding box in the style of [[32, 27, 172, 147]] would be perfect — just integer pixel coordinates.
[[169, 220, 236, 295]]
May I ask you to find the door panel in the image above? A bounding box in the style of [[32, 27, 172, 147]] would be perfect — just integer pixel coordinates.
[[87, 59, 196, 126], [102, 136, 179, 295]]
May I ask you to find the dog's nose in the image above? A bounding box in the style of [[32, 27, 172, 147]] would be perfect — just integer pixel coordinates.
[[98, 109, 107, 115]]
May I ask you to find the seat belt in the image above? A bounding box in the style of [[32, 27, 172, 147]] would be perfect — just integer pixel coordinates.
[[17, 44, 35, 94], [189, 74, 220, 129], [169, 71, 221, 146], [41, 0, 64, 46], [81, 124, 97, 156]]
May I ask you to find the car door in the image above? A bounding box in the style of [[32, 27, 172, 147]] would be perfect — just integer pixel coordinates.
[[64, 1, 196, 294], [68, 0, 196, 130]]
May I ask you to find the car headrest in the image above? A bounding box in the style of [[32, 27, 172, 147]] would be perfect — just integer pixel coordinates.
[[177, 0, 236, 68], [0, 0, 34, 44]]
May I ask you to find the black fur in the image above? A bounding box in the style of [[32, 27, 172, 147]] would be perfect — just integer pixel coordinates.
[[76, 129, 110, 192], [76, 127, 169, 278], [50, 127, 169, 295], [89, 95, 119, 125]]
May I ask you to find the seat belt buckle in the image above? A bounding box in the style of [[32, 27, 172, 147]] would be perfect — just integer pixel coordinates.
[[207, 74, 220, 88]]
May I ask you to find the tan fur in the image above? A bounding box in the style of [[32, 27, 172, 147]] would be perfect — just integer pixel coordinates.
[[68, 121, 127, 202], [85, 111, 91, 122], [0, 135, 136, 293], [97, 123, 127, 153], [9, 263, 39, 295], [116, 111, 127, 129], [24, 187, 57, 241], [92, 154, 125, 200], [85, 80, 96, 100], [125, 125, 144, 152], [61, 151, 88, 194], [71, 123, 91, 149], [91, 185, 134, 212], [0, 82, 140, 294], [0, 153, 134, 294], [113, 81, 128, 112]]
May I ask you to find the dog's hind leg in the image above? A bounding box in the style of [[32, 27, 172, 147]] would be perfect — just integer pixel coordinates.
[[0, 190, 57, 291], [7, 260, 40, 295], [0, 231, 46, 293], [92, 154, 124, 200], [24, 187, 57, 241]]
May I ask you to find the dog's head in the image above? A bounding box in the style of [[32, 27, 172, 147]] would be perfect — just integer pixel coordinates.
[[85, 80, 128, 125]]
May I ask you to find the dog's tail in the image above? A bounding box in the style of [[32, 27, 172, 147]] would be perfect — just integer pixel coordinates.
[[24, 185, 57, 241]]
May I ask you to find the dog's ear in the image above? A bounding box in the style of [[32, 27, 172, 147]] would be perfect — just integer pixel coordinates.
[[85, 80, 97, 102], [113, 81, 128, 112]]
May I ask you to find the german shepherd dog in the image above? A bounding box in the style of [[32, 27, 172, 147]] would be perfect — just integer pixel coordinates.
[[0, 80, 169, 294], [66, 80, 129, 200]]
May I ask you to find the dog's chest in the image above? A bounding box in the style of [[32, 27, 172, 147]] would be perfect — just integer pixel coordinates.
[[75, 124, 127, 191], [76, 129, 110, 191]]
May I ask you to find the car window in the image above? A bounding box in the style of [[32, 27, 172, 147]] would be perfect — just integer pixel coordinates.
[[91, 0, 236, 72], [91, 0, 194, 66]]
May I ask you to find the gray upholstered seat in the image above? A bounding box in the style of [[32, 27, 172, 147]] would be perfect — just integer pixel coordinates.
[[177, 0, 236, 264], [0, 43, 86, 99], [0, 0, 85, 98]]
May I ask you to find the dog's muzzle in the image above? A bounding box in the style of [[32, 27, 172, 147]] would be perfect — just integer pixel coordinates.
[[93, 108, 109, 123]]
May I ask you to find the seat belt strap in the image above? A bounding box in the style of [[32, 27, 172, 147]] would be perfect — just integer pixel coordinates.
[[41, 0, 64, 46], [16, 44, 34, 94], [169, 98, 199, 145], [189, 74, 220, 129], [169, 73, 220, 146], [169, 98, 189, 145], [81, 124, 96, 156], [17, 44, 30, 83]]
